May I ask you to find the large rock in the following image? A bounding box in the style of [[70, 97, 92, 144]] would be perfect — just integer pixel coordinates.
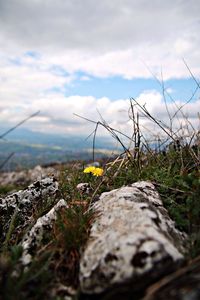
[[80, 181, 187, 296], [0, 177, 59, 242]]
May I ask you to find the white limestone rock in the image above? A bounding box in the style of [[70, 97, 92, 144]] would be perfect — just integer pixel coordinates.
[[76, 183, 93, 194], [80, 181, 187, 294], [21, 199, 68, 265], [0, 177, 59, 240]]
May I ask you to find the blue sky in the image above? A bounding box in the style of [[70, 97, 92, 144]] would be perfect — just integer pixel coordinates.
[[64, 74, 198, 102], [0, 0, 199, 141]]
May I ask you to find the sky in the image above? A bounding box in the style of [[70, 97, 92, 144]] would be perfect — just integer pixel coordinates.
[[0, 0, 200, 144]]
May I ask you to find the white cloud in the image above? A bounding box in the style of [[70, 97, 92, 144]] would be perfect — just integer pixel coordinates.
[[0, 0, 199, 79], [0, 53, 74, 114], [80, 75, 91, 81], [0, 87, 199, 143], [0, 0, 199, 142]]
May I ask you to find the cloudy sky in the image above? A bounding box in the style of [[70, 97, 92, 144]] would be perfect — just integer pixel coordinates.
[[0, 0, 200, 142]]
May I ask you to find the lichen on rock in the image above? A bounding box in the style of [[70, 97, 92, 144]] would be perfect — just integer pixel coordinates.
[[0, 177, 59, 241]]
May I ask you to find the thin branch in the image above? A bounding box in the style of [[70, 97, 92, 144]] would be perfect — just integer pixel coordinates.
[[183, 58, 200, 89], [172, 85, 199, 120], [160, 69, 173, 132], [141, 59, 196, 130], [130, 98, 177, 141], [74, 113, 134, 142], [0, 152, 15, 170], [0, 111, 40, 139]]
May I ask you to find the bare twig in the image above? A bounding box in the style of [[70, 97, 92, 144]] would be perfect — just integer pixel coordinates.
[[0, 111, 40, 139], [0, 111, 40, 170], [0, 152, 15, 170], [130, 97, 177, 141], [183, 58, 200, 89]]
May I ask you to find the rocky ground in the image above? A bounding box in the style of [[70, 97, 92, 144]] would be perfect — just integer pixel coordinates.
[[1, 163, 199, 299], [0, 164, 59, 187]]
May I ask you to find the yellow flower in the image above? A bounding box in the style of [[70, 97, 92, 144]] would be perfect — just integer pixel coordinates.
[[83, 166, 96, 174], [92, 167, 104, 177], [83, 166, 103, 176]]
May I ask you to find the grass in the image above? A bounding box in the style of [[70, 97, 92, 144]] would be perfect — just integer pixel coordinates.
[[0, 71, 200, 298]]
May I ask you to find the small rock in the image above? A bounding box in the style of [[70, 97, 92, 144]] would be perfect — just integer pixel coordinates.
[[21, 199, 68, 265], [77, 183, 93, 194]]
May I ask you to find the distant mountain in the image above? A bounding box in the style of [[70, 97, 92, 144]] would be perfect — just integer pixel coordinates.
[[0, 128, 119, 171], [0, 127, 115, 150]]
